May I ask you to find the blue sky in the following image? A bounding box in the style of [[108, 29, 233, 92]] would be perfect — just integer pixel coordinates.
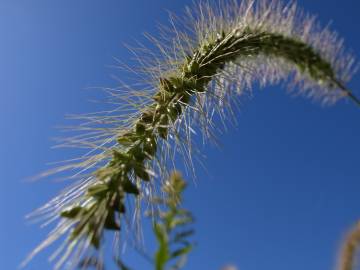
[[1, 0, 360, 269]]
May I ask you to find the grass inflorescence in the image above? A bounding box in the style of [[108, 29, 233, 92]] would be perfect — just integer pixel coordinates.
[[338, 222, 360, 270], [24, 0, 359, 269]]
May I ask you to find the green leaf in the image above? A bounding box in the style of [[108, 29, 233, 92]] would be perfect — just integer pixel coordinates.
[[87, 184, 109, 198], [117, 133, 137, 147], [170, 245, 192, 258], [112, 150, 129, 163], [60, 206, 83, 219], [173, 230, 194, 243], [158, 114, 169, 139], [140, 109, 155, 124], [153, 91, 171, 104], [122, 178, 139, 195], [160, 77, 175, 93], [109, 191, 125, 212], [178, 92, 190, 104], [167, 103, 181, 122], [134, 164, 150, 181], [130, 145, 146, 162], [91, 233, 100, 249], [143, 136, 157, 157], [169, 217, 193, 229], [69, 222, 87, 242], [135, 122, 146, 135], [104, 210, 120, 231]]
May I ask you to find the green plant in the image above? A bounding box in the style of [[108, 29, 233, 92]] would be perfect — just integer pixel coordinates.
[[23, 0, 359, 269], [151, 171, 194, 270]]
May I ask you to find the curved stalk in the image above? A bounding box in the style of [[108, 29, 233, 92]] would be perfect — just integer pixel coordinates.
[[25, 1, 359, 268]]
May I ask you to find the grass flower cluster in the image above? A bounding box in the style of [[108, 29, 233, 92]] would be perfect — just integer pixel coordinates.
[[151, 171, 194, 270], [338, 221, 360, 270], [24, 0, 359, 269]]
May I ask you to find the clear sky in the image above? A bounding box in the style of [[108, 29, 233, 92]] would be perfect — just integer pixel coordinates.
[[1, 0, 360, 269]]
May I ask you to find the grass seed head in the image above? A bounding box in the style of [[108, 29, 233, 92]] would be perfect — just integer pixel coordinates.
[[25, 0, 358, 269]]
